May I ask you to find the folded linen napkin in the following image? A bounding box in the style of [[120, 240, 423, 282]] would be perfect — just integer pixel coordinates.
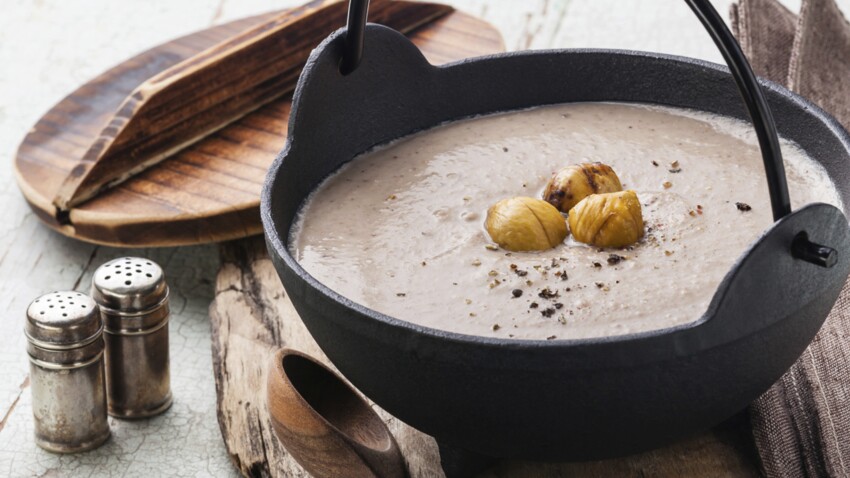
[[731, 1, 850, 476], [731, 0, 797, 85]]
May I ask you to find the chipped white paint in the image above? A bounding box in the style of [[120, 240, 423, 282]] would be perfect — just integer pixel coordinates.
[[0, 0, 839, 476]]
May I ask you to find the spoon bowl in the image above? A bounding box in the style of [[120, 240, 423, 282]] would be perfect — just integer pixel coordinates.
[[266, 348, 407, 478]]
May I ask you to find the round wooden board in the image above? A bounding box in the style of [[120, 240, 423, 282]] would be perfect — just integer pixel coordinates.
[[14, 8, 504, 247]]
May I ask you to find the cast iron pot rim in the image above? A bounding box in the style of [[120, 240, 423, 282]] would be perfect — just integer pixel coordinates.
[[262, 45, 850, 351]]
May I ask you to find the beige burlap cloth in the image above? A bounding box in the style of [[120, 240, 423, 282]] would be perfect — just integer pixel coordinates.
[[731, 1, 850, 476]]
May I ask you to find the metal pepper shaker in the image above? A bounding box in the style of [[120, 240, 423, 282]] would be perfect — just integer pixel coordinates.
[[91, 257, 172, 418], [25, 291, 110, 453]]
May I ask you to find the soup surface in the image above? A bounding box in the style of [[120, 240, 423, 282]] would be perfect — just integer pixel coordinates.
[[290, 103, 841, 340]]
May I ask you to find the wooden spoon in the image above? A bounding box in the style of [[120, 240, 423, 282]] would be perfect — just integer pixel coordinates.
[[266, 349, 407, 478]]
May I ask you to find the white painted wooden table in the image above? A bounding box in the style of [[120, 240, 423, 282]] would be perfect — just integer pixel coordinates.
[[3, 0, 844, 476]]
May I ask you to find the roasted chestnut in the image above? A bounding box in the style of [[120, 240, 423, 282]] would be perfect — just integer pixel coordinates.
[[543, 162, 623, 213], [485, 197, 568, 251], [568, 190, 644, 248]]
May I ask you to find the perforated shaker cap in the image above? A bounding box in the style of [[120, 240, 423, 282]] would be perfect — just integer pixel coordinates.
[[91, 257, 168, 312], [25, 292, 101, 348]]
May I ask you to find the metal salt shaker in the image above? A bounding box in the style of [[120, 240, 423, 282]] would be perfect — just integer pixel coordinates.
[[91, 257, 172, 418], [25, 291, 110, 453]]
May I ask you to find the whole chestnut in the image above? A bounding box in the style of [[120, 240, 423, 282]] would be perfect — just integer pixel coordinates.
[[543, 162, 623, 213], [485, 197, 568, 252], [568, 190, 644, 248]]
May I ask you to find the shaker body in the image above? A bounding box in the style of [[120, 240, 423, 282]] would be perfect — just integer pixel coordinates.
[[26, 292, 110, 453], [29, 346, 110, 452], [92, 257, 172, 418], [103, 306, 172, 417]]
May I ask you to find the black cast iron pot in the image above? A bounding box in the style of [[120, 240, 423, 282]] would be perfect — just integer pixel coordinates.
[[262, 0, 850, 474]]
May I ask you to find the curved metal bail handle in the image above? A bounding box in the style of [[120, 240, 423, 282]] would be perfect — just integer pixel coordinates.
[[340, 0, 369, 74], [684, 0, 788, 220], [340, 0, 836, 267]]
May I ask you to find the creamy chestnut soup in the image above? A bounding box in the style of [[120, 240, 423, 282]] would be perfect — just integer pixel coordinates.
[[290, 103, 841, 340]]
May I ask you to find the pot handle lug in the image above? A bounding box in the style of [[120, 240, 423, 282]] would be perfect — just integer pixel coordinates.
[[793, 232, 838, 268]]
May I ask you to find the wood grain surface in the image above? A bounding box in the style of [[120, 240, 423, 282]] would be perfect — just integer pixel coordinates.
[[266, 349, 407, 478], [15, 0, 483, 248], [52, 0, 453, 213], [14, 11, 277, 247]]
